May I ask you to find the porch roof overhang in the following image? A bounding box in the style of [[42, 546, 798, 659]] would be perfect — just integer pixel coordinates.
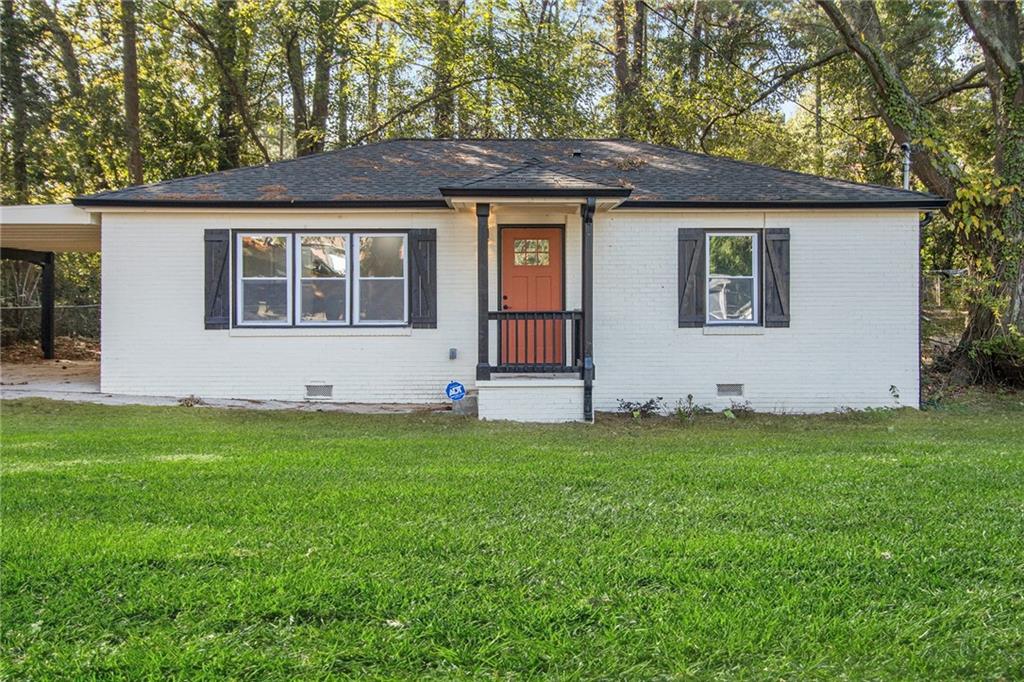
[[440, 188, 631, 212], [0, 204, 100, 252]]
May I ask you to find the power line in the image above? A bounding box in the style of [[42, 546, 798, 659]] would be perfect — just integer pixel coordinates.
[[639, 0, 895, 160]]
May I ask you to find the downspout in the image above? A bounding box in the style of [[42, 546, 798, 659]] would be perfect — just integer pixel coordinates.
[[901, 142, 911, 190]]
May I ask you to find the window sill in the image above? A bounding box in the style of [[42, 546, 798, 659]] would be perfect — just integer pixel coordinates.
[[703, 325, 765, 336], [229, 326, 412, 338]]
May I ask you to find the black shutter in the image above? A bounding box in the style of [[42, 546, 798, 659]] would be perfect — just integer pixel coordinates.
[[204, 229, 230, 329], [408, 229, 437, 328], [763, 228, 790, 327], [678, 228, 705, 327]]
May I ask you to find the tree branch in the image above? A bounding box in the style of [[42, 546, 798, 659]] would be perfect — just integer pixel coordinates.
[[920, 63, 988, 105], [956, 0, 1019, 78]]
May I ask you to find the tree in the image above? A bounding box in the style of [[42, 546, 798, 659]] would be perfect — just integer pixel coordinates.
[[121, 0, 144, 184], [816, 0, 1023, 378], [1, 0, 28, 203]]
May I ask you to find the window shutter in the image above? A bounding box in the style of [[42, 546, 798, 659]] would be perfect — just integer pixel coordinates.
[[408, 228, 437, 328], [678, 228, 705, 327], [763, 228, 790, 327], [204, 229, 230, 329]]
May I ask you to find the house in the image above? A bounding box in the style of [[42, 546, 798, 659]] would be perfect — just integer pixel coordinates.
[[1, 139, 946, 421]]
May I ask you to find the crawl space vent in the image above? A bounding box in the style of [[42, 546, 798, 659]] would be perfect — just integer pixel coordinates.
[[305, 383, 333, 400], [716, 383, 744, 398]]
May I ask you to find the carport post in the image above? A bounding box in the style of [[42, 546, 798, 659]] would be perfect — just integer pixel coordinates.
[[40, 251, 55, 359]]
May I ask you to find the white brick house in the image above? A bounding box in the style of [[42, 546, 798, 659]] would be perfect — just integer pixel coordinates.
[[4, 140, 946, 421]]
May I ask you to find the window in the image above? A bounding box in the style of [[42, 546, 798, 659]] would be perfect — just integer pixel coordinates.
[[355, 234, 407, 324], [297, 235, 348, 324], [238, 234, 291, 324], [234, 232, 408, 327], [513, 238, 550, 266], [706, 233, 758, 324]]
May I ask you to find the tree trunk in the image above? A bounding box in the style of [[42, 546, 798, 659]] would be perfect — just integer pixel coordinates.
[[336, 60, 349, 147], [611, 0, 630, 136], [1, 0, 28, 203], [687, 2, 702, 83], [120, 0, 143, 185], [214, 0, 241, 169], [309, 0, 337, 154], [30, 0, 108, 190], [283, 29, 309, 154], [432, 0, 456, 138]]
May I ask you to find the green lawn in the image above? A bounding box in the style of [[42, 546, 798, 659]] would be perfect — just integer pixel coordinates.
[[2, 398, 1023, 680]]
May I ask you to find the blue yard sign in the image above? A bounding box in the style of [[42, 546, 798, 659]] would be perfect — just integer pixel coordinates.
[[445, 381, 466, 401]]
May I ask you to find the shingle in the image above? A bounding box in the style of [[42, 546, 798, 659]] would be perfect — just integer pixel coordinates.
[[73, 139, 946, 208]]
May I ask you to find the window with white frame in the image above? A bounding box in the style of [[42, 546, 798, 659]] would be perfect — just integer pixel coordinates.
[[235, 232, 408, 326], [706, 232, 758, 324], [355, 234, 407, 324], [297, 234, 348, 324], [238, 234, 291, 324]]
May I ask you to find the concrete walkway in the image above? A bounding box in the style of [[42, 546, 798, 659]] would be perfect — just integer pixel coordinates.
[[1, 360, 439, 414]]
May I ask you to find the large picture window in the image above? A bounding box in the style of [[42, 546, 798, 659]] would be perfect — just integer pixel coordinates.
[[235, 232, 407, 327], [706, 232, 758, 324]]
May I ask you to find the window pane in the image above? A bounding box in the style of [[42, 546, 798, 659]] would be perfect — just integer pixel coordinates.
[[241, 280, 288, 322], [513, 239, 551, 266], [301, 236, 347, 277], [359, 236, 404, 277], [359, 279, 404, 321], [709, 235, 753, 277], [708, 277, 754, 321], [242, 236, 288, 277], [300, 280, 346, 322]]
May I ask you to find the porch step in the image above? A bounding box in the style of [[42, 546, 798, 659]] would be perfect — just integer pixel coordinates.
[[476, 377, 585, 423]]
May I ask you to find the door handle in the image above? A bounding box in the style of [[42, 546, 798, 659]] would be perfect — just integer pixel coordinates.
[[502, 295, 508, 300], [503, 304, 510, 310]]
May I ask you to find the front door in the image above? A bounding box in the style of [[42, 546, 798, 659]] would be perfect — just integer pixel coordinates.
[[500, 227, 564, 366]]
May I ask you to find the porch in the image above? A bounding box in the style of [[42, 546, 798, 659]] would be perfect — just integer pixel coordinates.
[[458, 196, 608, 422]]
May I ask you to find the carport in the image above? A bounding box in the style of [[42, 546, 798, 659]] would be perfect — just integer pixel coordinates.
[[0, 204, 100, 359]]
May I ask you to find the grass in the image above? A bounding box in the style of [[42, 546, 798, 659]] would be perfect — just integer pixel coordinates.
[[2, 397, 1023, 680]]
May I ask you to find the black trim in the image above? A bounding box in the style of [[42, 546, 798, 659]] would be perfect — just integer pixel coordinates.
[[73, 198, 452, 209], [581, 198, 596, 422], [621, 199, 948, 210], [439, 187, 631, 198], [476, 203, 491, 381], [496, 224, 567, 366]]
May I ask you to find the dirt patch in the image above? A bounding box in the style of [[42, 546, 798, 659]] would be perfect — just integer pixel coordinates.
[[1, 337, 100, 363]]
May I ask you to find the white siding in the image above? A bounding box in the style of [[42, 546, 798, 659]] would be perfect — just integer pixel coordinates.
[[592, 210, 920, 413], [100, 208, 919, 413]]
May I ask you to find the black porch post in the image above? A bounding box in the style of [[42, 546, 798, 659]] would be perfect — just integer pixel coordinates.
[[476, 203, 491, 381], [581, 198, 596, 421], [40, 251, 55, 359]]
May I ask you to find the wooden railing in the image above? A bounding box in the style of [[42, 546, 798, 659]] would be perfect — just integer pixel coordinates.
[[488, 310, 583, 374]]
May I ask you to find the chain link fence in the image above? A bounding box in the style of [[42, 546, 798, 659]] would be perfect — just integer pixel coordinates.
[[1, 304, 100, 345]]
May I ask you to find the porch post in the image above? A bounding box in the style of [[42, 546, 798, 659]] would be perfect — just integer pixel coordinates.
[[581, 198, 596, 421], [40, 251, 55, 360], [476, 203, 491, 381]]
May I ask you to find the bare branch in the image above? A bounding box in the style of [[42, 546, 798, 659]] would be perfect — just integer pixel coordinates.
[[921, 63, 988, 105]]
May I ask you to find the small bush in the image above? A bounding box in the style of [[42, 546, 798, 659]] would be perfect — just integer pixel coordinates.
[[971, 330, 1024, 387], [676, 394, 712, 424], [617, 397, 666, 420]]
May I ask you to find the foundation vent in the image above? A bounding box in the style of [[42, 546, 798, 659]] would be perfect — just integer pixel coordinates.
[[305, 383, 334, 401], [716, 383, 744, 398]]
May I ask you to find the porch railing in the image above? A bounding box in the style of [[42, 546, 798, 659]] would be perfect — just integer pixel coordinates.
[[487, 310, 584, 375]]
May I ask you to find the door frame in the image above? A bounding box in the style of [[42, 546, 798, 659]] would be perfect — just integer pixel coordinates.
[[496, 223, 567, 312]]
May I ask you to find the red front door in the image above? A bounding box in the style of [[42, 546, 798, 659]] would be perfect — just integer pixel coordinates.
[[500, 227, 563, 366]]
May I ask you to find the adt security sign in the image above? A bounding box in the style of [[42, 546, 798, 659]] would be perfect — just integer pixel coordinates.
[[445, 380, 466, 402]]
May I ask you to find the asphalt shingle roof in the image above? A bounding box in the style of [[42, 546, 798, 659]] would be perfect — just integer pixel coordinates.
[[74, 139, 946, 209]]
